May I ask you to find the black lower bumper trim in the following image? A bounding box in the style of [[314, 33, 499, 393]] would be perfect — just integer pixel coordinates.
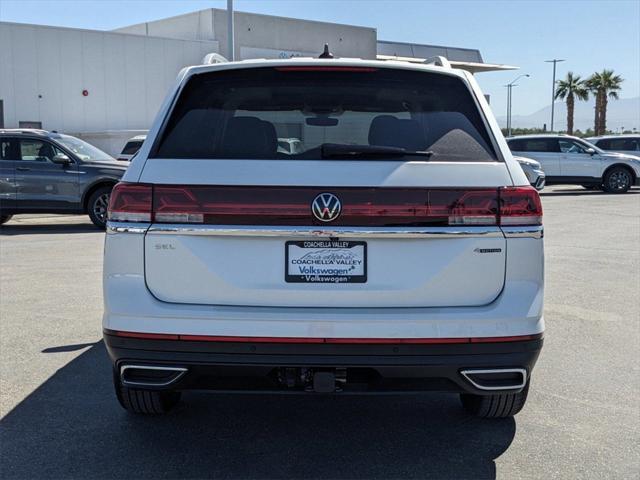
[[104, 333, 543, 395]]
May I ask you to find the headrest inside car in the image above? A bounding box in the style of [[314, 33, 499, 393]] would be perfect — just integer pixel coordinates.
[[220, 117, 277, 158]]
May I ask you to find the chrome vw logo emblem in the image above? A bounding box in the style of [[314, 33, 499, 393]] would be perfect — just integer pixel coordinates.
[[311, 193, 342, 222]]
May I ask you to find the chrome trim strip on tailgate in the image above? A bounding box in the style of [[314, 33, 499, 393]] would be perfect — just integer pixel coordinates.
[[145, 224, 503, 239], [500, 225, 544, 239]]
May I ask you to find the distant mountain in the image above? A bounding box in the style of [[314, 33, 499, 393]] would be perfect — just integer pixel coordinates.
[[496, 97, 640, 132]]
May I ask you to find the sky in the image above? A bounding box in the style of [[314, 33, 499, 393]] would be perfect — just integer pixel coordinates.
[[1, 0, 639, 120]]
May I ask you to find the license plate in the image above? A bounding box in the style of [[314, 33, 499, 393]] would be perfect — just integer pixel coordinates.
[[285, 240, 367, 283]]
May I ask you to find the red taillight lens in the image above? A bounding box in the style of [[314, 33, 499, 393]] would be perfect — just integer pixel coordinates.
[[150, 186, 500, 226], [499, 186, 543, 225], [107, 184, 542, 227], [444, 190, 499, 225], [107, 183, 152, 222]]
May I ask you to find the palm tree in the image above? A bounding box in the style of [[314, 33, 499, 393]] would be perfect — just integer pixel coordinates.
[[587, 70, 624, 135], [554, 72, 589, 135]]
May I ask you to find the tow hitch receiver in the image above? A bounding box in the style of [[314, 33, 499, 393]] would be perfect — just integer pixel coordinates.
[[313, 371, 336, 393], [276, 367, 346, 392]]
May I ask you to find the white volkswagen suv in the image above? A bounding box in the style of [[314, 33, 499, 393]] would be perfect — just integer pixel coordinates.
[[104, 57, 544, 417]]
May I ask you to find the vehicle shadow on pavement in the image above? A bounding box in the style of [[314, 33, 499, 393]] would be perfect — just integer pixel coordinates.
[[0, 223, 100, 236], [1, 342, 516, 479]]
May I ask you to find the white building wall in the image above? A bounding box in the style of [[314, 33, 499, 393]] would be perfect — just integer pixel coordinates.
[[116, 9, 216, 42], [0, 22, 219, 133], [113, 8, 378, 60]]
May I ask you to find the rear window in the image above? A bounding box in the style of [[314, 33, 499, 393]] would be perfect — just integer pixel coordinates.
[[507, 139, 524, 151], [604, 138, 639, 151], [509, 138, 560, 153], [153, 67, 498, 162], [1, 138, 18, 160]]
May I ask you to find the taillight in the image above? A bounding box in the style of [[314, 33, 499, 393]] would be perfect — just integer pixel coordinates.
[[149, 186, 501, 226], [445, 190, 499, 225], [106, 184, 542, 227], [107, 183, 152, 222], [499, 186, 543, 226]]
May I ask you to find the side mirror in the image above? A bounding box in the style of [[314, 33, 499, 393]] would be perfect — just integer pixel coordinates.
[[52, 154, 71, 165], [585, 148, 596, 156]]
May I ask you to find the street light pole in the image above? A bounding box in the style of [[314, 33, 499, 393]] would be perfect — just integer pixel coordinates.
[[505, 74, 530, 137], [508, 84, 517, 136], [227, 0, 235, 61], [545, 59, 565, 132], [505, 84, 511, 133]]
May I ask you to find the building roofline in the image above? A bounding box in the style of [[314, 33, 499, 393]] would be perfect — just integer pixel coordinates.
[[0, 20, 220, 45], [113, 7, 376, 33]]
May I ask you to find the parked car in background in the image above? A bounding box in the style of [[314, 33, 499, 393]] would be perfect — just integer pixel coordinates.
[[0, 129, 127, 227], [515, 156, 545, 190], [507, 134, 640, 192], [104, 57, 544, 418], [117, 135, 147, 161], [587, 135, 640, 157]]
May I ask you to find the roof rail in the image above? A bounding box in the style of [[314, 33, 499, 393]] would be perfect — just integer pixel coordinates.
[[202, 53, 229, 65], [423, 56, 451, 69], [0, 128, 50, 136]]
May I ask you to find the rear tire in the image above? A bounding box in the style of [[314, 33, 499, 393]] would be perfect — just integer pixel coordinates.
[[460, 381, 530, 418], [113, 371, 181, 415], [87, 186, 113, 229], [602, 167, 633, 193], [0, 214, 13, 225]]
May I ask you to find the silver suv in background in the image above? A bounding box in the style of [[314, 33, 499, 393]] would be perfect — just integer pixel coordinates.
[[507, 134, 640, 192], [0, 129, 127, 227], [587, 135, 640, 157]]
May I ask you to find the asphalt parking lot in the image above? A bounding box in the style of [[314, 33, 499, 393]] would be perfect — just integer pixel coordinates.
[[1, 185, 639, 479]]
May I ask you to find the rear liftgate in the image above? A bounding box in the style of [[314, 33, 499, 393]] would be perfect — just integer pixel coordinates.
[[108, 183, 542, 308]]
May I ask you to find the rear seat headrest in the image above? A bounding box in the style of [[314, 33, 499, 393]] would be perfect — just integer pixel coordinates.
[[368, 115, 427, 151], [220, 116, 277, 158]]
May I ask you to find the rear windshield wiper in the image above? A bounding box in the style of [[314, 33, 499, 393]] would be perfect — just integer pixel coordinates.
[[321, 144, 434, 159]]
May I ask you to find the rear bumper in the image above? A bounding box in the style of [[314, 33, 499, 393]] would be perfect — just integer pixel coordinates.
[[104, 331, 543, 395]]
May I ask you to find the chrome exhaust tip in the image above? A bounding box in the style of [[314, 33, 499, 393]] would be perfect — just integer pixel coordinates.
[[120, 364, 187, 388], [460, 368, 527, 391]]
